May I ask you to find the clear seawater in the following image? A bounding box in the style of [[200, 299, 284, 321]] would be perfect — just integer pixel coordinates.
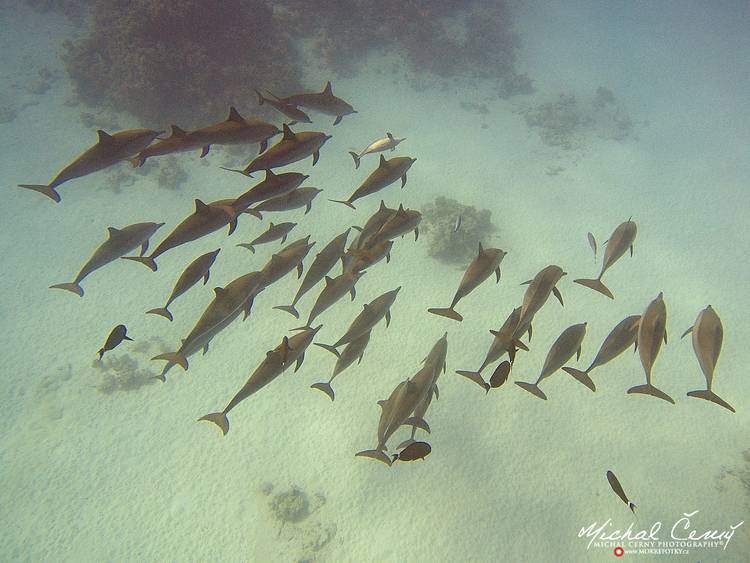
[[0, 1, 747, 562]]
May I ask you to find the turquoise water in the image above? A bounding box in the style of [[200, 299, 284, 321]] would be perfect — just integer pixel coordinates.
[[1, 1, 747, 562]]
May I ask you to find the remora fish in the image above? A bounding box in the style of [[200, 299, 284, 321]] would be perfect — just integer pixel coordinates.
[[562, 315, 640, 388], [295, 270, 365, 330], [188, 107, 280, 156], [146, 249, 221, 321], [606, 470, 637, 514], [259, 236, 316, 288], [237, 222, 297, 254], [330, 155, 416, 210], [129, 125, 205, 167], [318, 286, 402, 349], [245, 187, 323, 220], [428, 243, 506, 322], [682, 305, 734, 412], [18, 128, 162, 202], [152, 271, 265, 379], [51, 221, 164, 296], [281, 81, 357, 125], [97, 324, 132, 360], [348, 132, 406, 169], [231, 170, 309, 214], [456, 306, 528, 391], [574, 219, 637, 299], [255, 89, 312, 125], [123, 199, 235, 272], [234, 124, 331, 176], [628, 292, 673, 403], [587, 232, 597, 259], [515, 322, 588, 400], [199, 325, 323, 435], [392, 441, 431, 462], [312, 329, 372, 401], [513, 265, 567, 341], [274, 228, 351, 318]]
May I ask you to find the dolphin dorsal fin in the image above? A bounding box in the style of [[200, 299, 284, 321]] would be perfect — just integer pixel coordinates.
[[282, 123, 296, 140], [478, 242, 484, 256], [213, 286, 226, 297], [170, 125, 187, 137], [96, 130, 114, 145], [269, 222, 275, 229], [379, 200, 387, 211], [194, 199, 208, 212], [379, 154, 386, 166], [387, 132, 394, 140], [323, 81, 333, 96], [324, 275, 333, 286], [265, 169, 276, 180], [227, 106, 244, 123], [377, 399, 387, 409], [106, 227, 122, 239], [397, 203, 405, 212]]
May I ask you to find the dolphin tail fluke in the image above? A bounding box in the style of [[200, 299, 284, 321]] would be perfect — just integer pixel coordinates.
[[146, 306, 173, 322], [314, 343, 341, 357], [396, 438, 416, 451], [403, 417, 430, 433], [562, 367, 596, 391], [122, 255, 157, 272], [427, 307, 463, 322], [18, 183, 61, 203], [152, 352, 188, 371], [355, 449, 392, 466], [198, 412, 229, 436], [329, 199, 356, 210], [573, 278, 614, 299], [687, 389, 735, 413], [627, 383, 675, 404], [49, 282, 83, 297], [254, 88, 265, 105], [245, 208, 263, 220], [273, 304, 300, 319], [348, 151, 361, 169], [455, 370, 490, 392], [310, 382, 335, 401], [514, 381, 548, 400], [629, 502, 637, 514], [236, 243, 255, 253]]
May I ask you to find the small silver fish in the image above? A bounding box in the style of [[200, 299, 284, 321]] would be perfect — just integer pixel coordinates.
[[453, 216, 462, 233], [587, 232, 597, 259]]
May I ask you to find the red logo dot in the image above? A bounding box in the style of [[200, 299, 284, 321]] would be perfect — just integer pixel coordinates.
[[614, 546, 624, 557]]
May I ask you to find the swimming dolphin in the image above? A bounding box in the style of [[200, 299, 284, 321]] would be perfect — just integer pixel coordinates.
[[575, 219, 637, 299], [280, 81, 357, 125], [628, 292, 673, 403], [232, 124, 331, 176], [237, 222, 297, 254], [349, 132, 406, 169], [330, 155, 416, 210], [245, 187, 323, 220], [255, 89, 312, 125]]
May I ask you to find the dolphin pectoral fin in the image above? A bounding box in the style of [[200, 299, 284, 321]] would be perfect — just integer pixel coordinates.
[[427, 307, 463, 322], [576, 345, 582, 361], [146, 307, 173, 322], [573, 278, 614, 299], [552, 286, 564, 306], [514, 381, 548, 400], [355, 449, 392, 466], [294, 352, 305, 372], [663, 330, 668, 345], [348, 151, 361, 169], [18, 184, 61, 203], [200, 145, 210, 158], [414, 227, 419, 241], [403, 417, 430, 433], [152, 352, 188, 371], [202, 343, 209, 355], [513, 339, 530, 352], [495, 267, 502, 283], [296, 262, 304, 278], [333, 115, 343, 126], [198, 412, 229, 436], [401, 173, 407, 188], [228, 219, 238, 236], [520, 279, 532, 285], [562, 367, 596, 391], [139, 239, 150, 256], [627, 384, 675, 404], [630, 244, 634, 257], [311, 381, 335, 401], [305, 201, 312, 214], [50, 282, 84, 297], [687, 389, 735, 413], [456, 370, 490, 392], [312, 150, 320, 166], [680, 325, 694, 339], [385, 310, 391, 327], [259, 139, 268, 155]]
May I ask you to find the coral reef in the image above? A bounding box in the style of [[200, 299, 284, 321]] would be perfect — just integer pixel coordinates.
[[716, 448, 750, 511], [518, 87, 639, 150], [155, 156, 189, 191], [26, 0, 86, 23], [420, 196, 498, 265], [62, 0, 301, 127], [92, 337, 167, 394]]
